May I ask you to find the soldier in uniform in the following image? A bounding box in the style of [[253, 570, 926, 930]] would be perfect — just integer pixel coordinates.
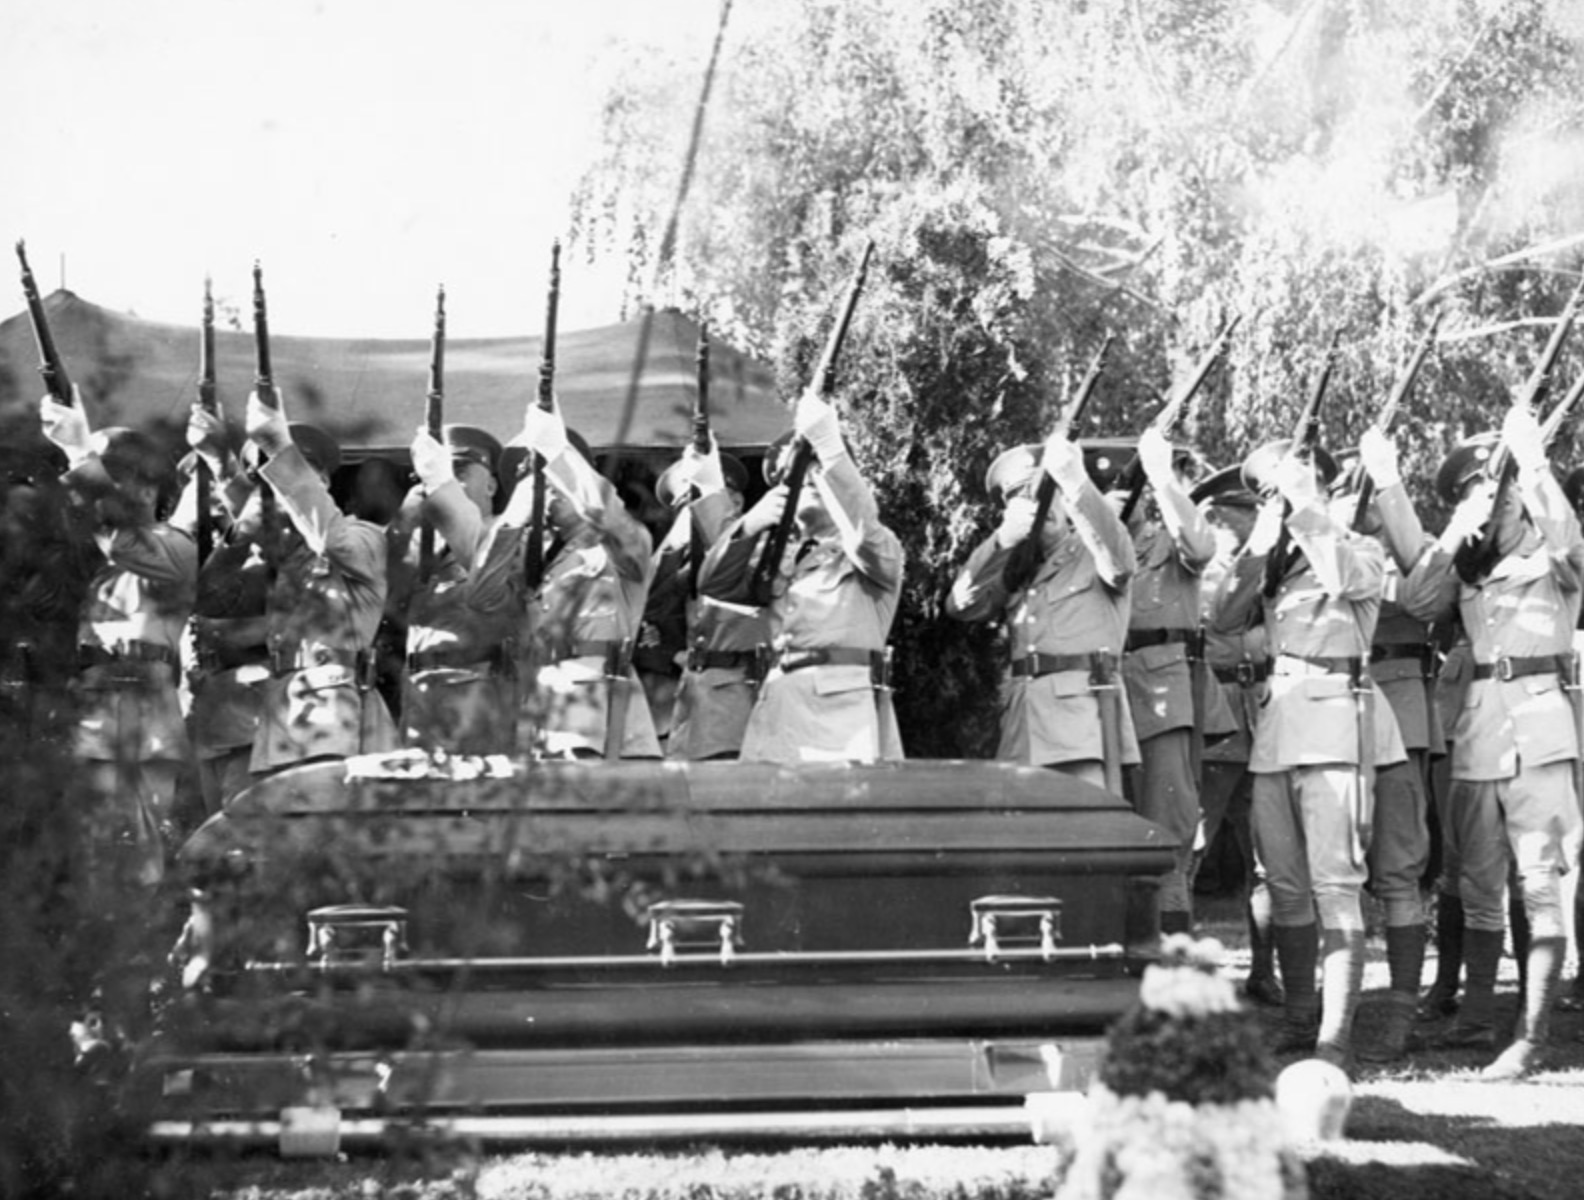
[[1211, 439, 1406, 1070], [1340, 429, 1442, 1060], [697, 390, 903, 763], [1393, 408, 1584, 1078], [1117, 427, 1230, 934], [181, 403, 273, 812], [39, 392, 197, 887], [650, 438, 769, 760], [395, 424, 517, 755], [470, 402, 661, 758], [1190, 464, 1282, 1006], [947, 428, 1139, 786], [243, 391, 398, 774]]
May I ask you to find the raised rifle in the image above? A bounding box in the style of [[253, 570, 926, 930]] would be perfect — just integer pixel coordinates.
[[523, 241, 561, 592], [419, 284, 446, 582], [1117, 313, 1241, 525], [196, 277, 219, 563], [687, 320, 712, 596], [16, 240, 73, 404], [250, 261, 283, 573], [1453, 274, 1584, 584], [1262, 330, 1342, 599], [1002, 333, 1114, 595], [747, 240, 875, 607], [1349, 310, 1443, 531]]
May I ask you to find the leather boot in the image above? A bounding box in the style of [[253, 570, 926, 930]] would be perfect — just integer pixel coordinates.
[[1315, 926, 1365, 1070], [1272, 922, 1320, 1053], [1418, 892, 1463, 1020], [1437, 928, 1503, 1050], [1482, 936, 1564, 1081]]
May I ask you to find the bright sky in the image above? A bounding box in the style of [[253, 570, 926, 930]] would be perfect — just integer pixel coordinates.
[[1, 0, 730, 337]]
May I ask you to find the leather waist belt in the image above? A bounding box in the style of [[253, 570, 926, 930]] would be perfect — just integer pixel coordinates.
[[1273, 652, 1364, 677], [200, 644, 270, 672], [1124, 627, 1200, 655], [1371, 643, 1436, 669], [1472, 654, 1568, 682], [1011, 650, 1121, 680], [408, 644, 508, 673], [558, 639, 633, 674], [777, 646, 886, 674], [1213, 660, 1269, 686], [79, 641, 179, 671], [687, 647, 759, 673]]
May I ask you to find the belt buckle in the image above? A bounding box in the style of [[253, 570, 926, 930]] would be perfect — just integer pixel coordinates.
[[1234, 660, 1256, 686], [1496, 656, 1514, 683]]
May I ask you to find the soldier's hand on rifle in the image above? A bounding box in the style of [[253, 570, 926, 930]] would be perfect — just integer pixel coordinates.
[[39, 389, 91, 465], [1245, 496, 1285, 557], [1358, 427, 1401, 489], [1440, 478, 1497, 550], [519, 402, 569, 462], [739, 485, 787, 538], [411, 427, 454, 494], [1270, 452, 1319, 509], [245, 390, 292, 456], [1041, 433, 1088, 495], [995, 493, 1039, 549], [680, 435, 726, 495], [1502, 402, 1548, 474], [795, 391, 845, 467], [1138, 425, 1176, 488], [187, 405, 229, 474]]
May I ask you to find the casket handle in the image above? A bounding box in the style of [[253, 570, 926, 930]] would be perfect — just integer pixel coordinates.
[[969, 895, 1063, 962], [645, 900, 745, 967]]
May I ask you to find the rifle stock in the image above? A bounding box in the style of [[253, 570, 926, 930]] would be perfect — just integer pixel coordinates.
[[1262, 330, 1342, 598], [524, 241, 561, 591], [1350, 311, 1443, 530], [196, 277, 218, 563], [1454, 274, 1584, 583], [419, 284, 446, 582], [1117, 313, 1242, 525], [16, 240, 73, 405], [1002, 333, 1114, 594], [747, 240, 875, 606]]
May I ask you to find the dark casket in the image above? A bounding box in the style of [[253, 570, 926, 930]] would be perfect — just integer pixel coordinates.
[[138, 755, 1174, 1148]]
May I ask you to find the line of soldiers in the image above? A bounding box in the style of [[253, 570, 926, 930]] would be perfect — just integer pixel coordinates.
[[15, 355, 1584, 1081]]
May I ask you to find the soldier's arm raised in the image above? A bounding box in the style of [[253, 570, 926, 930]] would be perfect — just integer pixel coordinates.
[[809, 455, 902, 590]]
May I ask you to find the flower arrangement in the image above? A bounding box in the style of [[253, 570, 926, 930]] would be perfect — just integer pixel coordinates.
[[1050, 934, 1308, 1200]]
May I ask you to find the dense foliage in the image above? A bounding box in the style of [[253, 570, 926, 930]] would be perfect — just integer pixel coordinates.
[[572, 0, 1584, 755]]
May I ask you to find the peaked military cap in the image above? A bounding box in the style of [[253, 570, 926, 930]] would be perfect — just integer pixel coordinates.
[[442, 424, 503, 476], [498, 425, 592, 485], [1240, 438, 1339, 496], [656, 448, 749, 508], [1434, 432, 1501, 506], [1189, 463, 1260, 509], [72, 426, 172, 488]]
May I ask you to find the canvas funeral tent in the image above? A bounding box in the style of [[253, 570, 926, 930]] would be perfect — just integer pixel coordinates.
[[0, 290, 789, 462]]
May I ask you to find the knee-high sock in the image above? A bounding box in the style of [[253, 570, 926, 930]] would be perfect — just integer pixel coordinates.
[[1430, 892, 1464, 996], [1318, 926, 1365, 1056], [1273, 922, 1319, 1025], [1457, 928, 1505, 1036], [1385, 923, 1426, 998]]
